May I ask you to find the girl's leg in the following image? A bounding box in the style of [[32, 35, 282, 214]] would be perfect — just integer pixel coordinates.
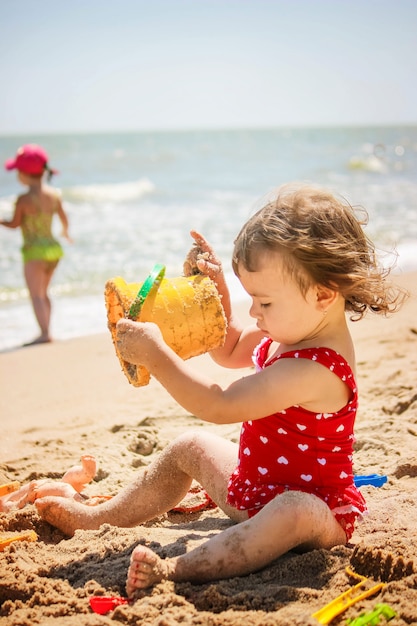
[[35, 431, 242, 536], [24, 260, 57, 342], [126, 490, 347, 593]]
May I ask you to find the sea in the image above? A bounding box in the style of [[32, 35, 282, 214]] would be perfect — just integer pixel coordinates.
[[1, 126, 416, 351]]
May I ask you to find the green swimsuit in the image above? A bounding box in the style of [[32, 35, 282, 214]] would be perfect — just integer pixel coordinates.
[[20, 196, 64, 263]]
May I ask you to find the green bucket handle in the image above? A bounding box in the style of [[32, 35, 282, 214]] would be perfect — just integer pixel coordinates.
[[127, 264, 166, 320]]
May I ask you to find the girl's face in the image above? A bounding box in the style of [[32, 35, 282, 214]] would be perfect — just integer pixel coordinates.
[[18, 171, 32, 186], [238, 252, 325, 346], [18, 171, 42, 186]]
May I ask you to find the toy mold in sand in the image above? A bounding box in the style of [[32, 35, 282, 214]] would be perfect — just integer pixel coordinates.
[[0, 455, 98, 512], [105, 264, 227, 387]]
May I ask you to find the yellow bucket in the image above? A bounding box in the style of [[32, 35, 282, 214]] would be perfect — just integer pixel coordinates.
[[105, 266, 226, 386]]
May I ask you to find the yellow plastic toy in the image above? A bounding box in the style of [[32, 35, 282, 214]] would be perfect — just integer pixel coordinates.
[[105, 264, 227, 386], [0, 482, 20, 498], [311, 568, 385, 624], [0, 530, 38, 551]]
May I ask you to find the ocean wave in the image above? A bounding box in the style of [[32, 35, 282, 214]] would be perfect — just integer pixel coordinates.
[[63, 178, 155, 203], [392, 241, 417, 272], [0, 195, 15, 218], [348, 155, 388, 173]]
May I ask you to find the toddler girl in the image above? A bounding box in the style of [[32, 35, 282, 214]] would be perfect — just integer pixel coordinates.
[[36, 183, 406, 593]]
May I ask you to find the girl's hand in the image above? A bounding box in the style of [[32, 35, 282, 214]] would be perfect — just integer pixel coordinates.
[[183, 230, 224, 282], [116, 319, 164, 367], [61, 228, 73, 243]]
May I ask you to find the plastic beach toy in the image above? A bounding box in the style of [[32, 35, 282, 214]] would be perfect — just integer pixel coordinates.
[[105, 264, 227, 386], [89, 596, 133, 614], [354, 475, 387, 488], [0, 481, 20, 497], [127, 263, 166, 320], [311, 568, 385, 624], [171, 485, 217, 513], [346, 603, 396, 625], [0, 530, 38, 551]]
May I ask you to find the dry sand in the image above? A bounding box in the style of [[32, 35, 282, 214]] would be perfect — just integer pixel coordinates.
[[1, 271, 416, 625]]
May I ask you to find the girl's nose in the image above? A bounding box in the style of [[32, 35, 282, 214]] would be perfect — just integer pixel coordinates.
[[249, 301, 261, 319]]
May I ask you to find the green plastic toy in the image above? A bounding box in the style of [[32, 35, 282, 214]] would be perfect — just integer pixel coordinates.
[[346, 603, 396, 626]]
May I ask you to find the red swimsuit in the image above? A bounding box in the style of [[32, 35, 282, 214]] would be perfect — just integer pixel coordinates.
[[227, 338, 368, 540]]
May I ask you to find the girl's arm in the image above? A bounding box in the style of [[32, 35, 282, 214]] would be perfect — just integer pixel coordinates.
[[55, 197, 72, 242], [0, 200, 23, 229], [115, 319, 338, 425], [184, 230, 263, 368]]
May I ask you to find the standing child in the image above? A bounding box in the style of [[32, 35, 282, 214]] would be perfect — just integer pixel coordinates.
[[35, 183, 406, 594], [1, 144, 71, 345]]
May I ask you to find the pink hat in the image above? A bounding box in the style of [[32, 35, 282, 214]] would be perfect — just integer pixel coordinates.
[[4, 144, 57, 176]]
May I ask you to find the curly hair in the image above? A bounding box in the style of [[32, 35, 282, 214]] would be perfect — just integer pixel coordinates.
[[232, 183, 408, 320]]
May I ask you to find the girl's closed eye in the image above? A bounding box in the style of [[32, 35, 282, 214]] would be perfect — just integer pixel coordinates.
[[260, 302, 271, 308]]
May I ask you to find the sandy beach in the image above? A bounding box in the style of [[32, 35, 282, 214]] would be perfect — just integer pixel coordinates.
[[1, 270, 416, 625]]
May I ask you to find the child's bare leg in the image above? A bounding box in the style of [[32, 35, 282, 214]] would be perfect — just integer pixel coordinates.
[[126, 490, 346, 593], [24, 260, 55, 342], [36, 431, 241, 536]]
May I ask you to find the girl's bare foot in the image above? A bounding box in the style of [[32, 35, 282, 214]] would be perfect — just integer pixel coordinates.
[[23, 335, 52, 346], [35, 496, 98, 536], [126, 545, 174, 594]]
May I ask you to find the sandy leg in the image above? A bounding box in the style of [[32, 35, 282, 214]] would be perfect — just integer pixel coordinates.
[[36, 437, 346, 591], [125, 490, 347, 593], [35, 431, 241, 536], [24, 259, 57, 342]]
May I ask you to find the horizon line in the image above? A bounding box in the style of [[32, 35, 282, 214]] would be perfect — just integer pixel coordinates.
[[1, 121, 417, 138]]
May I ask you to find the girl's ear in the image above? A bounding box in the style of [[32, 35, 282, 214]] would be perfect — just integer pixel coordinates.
[[315, 284, 339, 313]]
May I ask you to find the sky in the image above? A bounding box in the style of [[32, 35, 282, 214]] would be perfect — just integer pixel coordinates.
[[1, 0, 416, 135]]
